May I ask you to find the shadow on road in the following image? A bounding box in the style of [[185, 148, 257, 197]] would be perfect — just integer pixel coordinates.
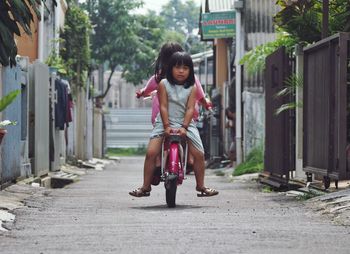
[[130, 204, 213, 210]]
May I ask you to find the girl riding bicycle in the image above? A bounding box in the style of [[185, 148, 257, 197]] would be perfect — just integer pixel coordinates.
[[129, 52, 218, 198], [136, 42, 212, 175]]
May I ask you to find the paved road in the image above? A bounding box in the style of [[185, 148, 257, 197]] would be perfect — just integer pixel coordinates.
[[1, 157, 350, 254]]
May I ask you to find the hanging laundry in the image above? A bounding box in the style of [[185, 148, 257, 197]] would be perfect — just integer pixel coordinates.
[[55, 79, 68, 130]]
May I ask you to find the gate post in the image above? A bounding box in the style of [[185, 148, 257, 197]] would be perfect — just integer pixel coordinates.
[[295, 44, 304, 179]]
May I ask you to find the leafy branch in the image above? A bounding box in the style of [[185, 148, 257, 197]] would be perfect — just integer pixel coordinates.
[[0, 89, 21, 128], [239, 33, 298, 76], [0, 89, 20, 112], [275, 73, 303, 115]]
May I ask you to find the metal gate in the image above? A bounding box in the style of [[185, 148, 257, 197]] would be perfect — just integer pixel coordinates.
[[263, 46, 295, 187], [1, 65, 22, 188], [303, 33, 350, 189]]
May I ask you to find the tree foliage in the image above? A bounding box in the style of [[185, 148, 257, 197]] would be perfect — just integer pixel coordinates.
[[0, 0, 56, 66], [85, 0, 141, 67], [160, 0, 198, 34], [83, 0, 174, 97], [274, 0, 350, 43], [240, 33, 298, 75], [80, 0, 205, 97], [329, 0, 350, 33], [241, 0, 350, 76], [274, 0, 321, 43], [82, 0, 143, 97], [122, 12, 166, 85], [60, 4, 91, 92], [160, 0, 205, 54]]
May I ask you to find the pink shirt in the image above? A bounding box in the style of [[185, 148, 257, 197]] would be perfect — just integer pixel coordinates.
[[142, 75, 205, 125]]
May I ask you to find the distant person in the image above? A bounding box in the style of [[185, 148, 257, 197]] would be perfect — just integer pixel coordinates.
[[225, 107, 236, 166]]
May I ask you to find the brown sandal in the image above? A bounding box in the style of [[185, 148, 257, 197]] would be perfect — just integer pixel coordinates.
[[129, 187, 151, 197], [196, 187, 219, 197]]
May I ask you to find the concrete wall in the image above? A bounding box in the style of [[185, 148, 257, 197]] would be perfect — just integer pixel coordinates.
[[241, 0, 280, 159], [93, 108, 103, 158], [67, 107, 75, 159], [75, 87, 87, 160], [215, 39, 228, 92], [1, 65, 22, 185], [28, 61, 50, 177], [242, 91, 265, 158]]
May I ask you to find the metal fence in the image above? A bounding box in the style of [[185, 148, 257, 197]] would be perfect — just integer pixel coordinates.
[[262, 47, 295, 187], [303, 33, 350, 189]]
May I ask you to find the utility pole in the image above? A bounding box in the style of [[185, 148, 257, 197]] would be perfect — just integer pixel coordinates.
[[322, 0, 329, 39], [233, 0, 244, 164]]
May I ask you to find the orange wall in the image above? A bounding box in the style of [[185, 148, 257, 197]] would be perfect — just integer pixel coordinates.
[[15, 13, 39, 62], [215, 39, 228, 91]]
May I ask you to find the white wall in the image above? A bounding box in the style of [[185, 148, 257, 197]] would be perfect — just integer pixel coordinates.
[[242, 91, 265, 158]]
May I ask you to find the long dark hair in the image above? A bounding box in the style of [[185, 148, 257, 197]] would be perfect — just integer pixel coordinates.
[[154, 42, 184, 83], [166, 52, 195, 89]]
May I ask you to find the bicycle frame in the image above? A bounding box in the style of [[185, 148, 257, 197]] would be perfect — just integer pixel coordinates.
[[161, 134, 188, 185]]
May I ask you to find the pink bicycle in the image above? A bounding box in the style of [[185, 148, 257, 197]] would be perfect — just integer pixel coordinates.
[[160, 131, 188, 208]]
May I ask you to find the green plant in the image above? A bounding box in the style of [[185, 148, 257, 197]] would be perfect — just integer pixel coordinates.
[[239, 33, 298, 76], [262, 186, 273, 193], [296, 192, 317, 201], [60, 3, 91, 93], [107, 146, 147, 156], [46, 54, 68, 75], [274, 0, 322, 43], [233, 145, 264, 176], [0, 89, 21, 127], [274, 0, 350, 44], [240, 1, 350, 77], [275, 73, 303, 115]]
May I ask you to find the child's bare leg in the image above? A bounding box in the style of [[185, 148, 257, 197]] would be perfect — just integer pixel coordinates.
[[188, 151, 194, 165], [188, 142, 205, 189], [188, 141, 219, 196], [155, 155, 161, 167], [142, 137, 163, 190]]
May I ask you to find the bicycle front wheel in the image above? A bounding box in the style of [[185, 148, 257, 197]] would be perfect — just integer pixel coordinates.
[[165, 179, 177, 208]]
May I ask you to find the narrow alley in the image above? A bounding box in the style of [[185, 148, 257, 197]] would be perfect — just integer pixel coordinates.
[[0, 157, 349, 254]]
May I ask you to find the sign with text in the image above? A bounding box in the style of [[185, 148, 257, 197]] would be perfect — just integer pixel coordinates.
[[201, 11, 236, 40]]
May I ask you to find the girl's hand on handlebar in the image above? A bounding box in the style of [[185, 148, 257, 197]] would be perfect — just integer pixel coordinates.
[[178, 127, 187, 137], [164, 127, 172, 136], [136, 89, 143, 98], [205, 101, 212, 110]]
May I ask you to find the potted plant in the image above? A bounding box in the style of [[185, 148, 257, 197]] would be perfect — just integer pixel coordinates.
[[0, 89, 20, 144]]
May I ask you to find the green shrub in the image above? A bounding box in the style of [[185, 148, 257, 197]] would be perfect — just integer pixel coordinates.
[[107, 146, 147, 156], [233, 146, 264, 176]]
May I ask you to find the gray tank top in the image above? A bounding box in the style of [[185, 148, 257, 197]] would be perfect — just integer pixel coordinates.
[[163, 79, 194, 121]]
